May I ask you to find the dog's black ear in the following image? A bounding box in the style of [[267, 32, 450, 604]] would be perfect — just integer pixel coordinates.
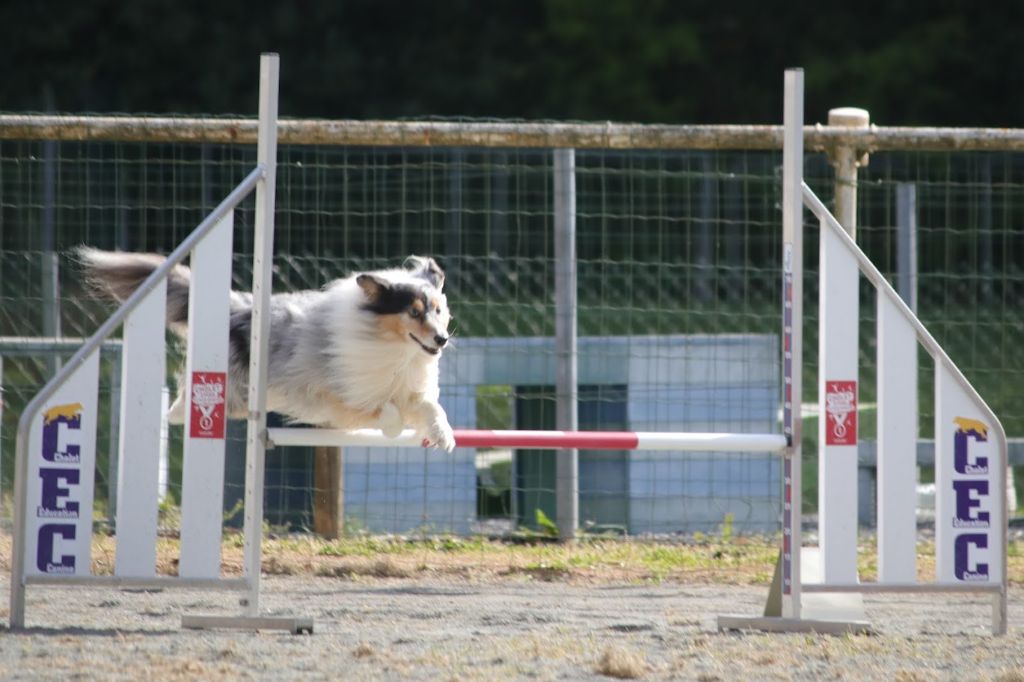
[[357, 273, 390, 300], [404, 255, 445, 290]]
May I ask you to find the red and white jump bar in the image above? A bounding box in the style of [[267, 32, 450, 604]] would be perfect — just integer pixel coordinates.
[[267, 428, 787, 453]]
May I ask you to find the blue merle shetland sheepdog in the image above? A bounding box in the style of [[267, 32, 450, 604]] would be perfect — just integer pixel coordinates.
[[78, 248, 455, 451]]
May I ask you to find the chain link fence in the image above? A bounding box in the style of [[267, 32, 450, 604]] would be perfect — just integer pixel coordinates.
[[0, 120, 1020, 537]]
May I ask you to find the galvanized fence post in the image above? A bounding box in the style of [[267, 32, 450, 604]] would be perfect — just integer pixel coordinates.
[[553, 148, 578, 542], [896, 183, 918, 312]]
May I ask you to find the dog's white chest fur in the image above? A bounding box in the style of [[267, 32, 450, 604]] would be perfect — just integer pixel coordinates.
[[334, 339, 438, 411]]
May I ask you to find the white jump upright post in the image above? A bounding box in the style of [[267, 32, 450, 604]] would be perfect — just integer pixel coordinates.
[[817, 203, 860, 584], [243, 51, 280, 617], [818, 106, 867, 587], [114, 279, 167, 577], [780, 67, 804, 621], [178, 212, 233, 578], [181, 52, 311, 634], [877, 292, 918, 581]]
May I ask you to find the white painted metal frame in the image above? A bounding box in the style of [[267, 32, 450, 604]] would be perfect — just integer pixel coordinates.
[[720, 68, 1008, 637], [803, 184, 1009, 635], [7, 54, 305, 632], [10, 164, 263, 628]]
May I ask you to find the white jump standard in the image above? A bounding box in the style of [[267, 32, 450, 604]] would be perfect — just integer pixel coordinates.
[[717, 69, 1008, 636], [8, 54, 312, 634]]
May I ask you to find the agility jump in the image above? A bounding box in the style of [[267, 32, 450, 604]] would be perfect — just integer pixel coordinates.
[[8, 61, 1008, 636]]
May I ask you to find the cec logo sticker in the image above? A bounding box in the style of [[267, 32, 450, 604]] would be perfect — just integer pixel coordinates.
[[37, 401, 86, 574], [951, 416, 992, 581]]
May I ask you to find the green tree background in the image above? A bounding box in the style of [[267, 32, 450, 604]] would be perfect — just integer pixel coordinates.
[[1, 1, 1020, 126]]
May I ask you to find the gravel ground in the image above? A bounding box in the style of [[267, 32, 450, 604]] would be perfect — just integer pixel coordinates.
[[2, 574, 1022, 680]]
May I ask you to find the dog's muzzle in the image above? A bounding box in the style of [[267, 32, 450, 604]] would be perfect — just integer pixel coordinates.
[[409, 333, 442, 355]]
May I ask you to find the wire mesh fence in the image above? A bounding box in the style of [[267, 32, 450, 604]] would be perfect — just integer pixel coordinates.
[[0, 124, 1020, 538]]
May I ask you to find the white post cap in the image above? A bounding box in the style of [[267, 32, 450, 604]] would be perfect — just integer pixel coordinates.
[[828, 107, 870, 128]]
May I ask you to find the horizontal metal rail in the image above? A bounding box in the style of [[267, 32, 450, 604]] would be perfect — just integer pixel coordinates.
[[857, 438, 1024, 467], [802, 582, 1003, 594], [25, 575, 249, 591], [0, 337, 122, 355], [268, 427, 788, 452], [2, 114, 1024, 152]]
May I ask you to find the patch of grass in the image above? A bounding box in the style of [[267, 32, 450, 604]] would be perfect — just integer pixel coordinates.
[[720, 513, 734, 543], [17, 530, 1022, 587], [508, 560, 573, 581], [535, 508, 560, 537], [595, 646, 648, 679], [352, 642, 377, 659]]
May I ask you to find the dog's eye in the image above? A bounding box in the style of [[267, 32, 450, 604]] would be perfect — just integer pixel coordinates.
[[409, 308, 421, 318]]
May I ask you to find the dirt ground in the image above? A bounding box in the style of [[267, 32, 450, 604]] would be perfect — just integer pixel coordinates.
[[2, 572, 1023, 681]]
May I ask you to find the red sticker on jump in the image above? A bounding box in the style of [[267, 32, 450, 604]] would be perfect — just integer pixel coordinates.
[[189, 371, 226, 439], [825, 380, 857, 446]]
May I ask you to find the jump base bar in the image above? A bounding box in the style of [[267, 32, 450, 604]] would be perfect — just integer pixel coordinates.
[[717, 615, 872, 636], [267, 428, 787, 452], [182, 614, 314, 634]]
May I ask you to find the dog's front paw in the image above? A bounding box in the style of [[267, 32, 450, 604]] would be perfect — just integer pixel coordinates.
[[377, 401, 404, 439], [423, 420, 456, 453]]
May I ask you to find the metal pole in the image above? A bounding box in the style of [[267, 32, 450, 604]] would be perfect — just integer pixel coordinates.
[[827, 108, 870, 239], [447, 149, 464, 285], [893, 181, 920, 538], [242, 53, 279, 615], [896, 183, 918, 313], [553, 148, 578, 542], [782, 68, 804, 621], [41, 87, 61, 380]]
